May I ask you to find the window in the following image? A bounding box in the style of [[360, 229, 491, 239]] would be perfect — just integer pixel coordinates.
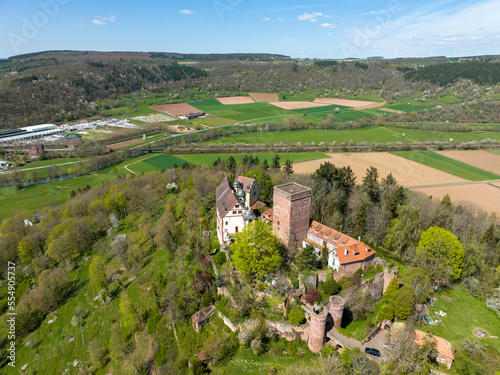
[[235, 226, 239, 233], [225, 221, 228, 225], [238, 210, 242, 214], [232, 211, 236, 214]]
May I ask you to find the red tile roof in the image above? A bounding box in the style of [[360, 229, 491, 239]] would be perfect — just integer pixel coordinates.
[[191, 305, 216, 324], [237, 176, 256, 193], [415, 330, 454, 360], [262, 208, 273, 222], [307, 220, 375, 265]]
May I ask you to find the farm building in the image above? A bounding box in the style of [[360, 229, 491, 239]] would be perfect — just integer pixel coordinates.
[[185, 112, 205, 119], [28, 144, 45, 158], [191, 305, 216, 333], [61, 134, 82, 146], [216, 176, 258, 245]]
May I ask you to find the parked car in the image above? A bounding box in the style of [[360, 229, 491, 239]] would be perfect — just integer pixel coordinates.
[[365, 347, 381, 357]]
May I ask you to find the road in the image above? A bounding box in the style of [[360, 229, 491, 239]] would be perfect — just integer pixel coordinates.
[[0, 160, 85, 174]]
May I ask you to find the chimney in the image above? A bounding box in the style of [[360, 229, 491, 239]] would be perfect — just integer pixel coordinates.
[[358, 236, 361, 241], [339, 225, 343, 233], [344, 249, 348, 257]]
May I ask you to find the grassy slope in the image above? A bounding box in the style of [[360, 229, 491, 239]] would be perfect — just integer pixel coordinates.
[[419, 289, 500, 349], [0, 153, 157, 219], [205, 127, 500, 145], [391, 150, 500, 181], [488, 150, 500, 156], [19, 158, 85, 169], [128, 152, 328, 174]]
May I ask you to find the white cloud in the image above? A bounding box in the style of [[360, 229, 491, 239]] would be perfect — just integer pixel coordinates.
[[319, 23, 336, 29], [262, 18, 271, 21], [278, 17, 284, 21], [298, 12, 323, 22], [179, 9, 194, 15], [92, 15, 116, 25]]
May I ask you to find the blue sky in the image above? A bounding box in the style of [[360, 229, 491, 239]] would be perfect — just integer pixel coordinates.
[[1, 0, 499, 59]]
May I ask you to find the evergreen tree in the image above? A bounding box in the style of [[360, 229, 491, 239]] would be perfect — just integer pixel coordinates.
[[283, 159, 294, 175], [362, 166, 380, 203], [321, 244, 329, 269], [261, 159, 269, 171], [226, 156, 237, 173], [297, 244, 317, 270], [271, 154, 280, 169]]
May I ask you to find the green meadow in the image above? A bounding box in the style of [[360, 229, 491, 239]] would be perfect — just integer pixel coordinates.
[[128, 152, 328, 174], [204, 127, 500, 145], [391, 150, 500, 181]]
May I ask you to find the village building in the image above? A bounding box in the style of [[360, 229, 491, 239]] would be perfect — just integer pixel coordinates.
[[216, 176, 258, 245], [304, 220, 376, 273], [61, 134, 82, 146], [28, 144, 45, 158], [415, 330, 455, 369], [191, 305, 216, 333]]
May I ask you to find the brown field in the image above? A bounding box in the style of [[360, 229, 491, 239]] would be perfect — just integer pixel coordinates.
[[249, 93, 279, 102], [293, 152, 466, 187], [313, 98, 382, 109], [216, 96, 255, 105], [269, 101, 330, 110], [177, 61, 199, 65], [150, 103, 201, 116], [411, 183, 500, 216], [107, 138, 142, 149], [382, 108, 405, 114], [436, 150, 500, 176], [490, 181, 500, 188]]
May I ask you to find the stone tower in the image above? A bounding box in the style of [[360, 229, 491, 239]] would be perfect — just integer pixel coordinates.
[[308, 305, 328, 353], [329, 295, 345, 328], [273, 182, 312, 248]]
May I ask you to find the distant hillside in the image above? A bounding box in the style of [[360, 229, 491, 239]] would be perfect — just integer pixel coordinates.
[[8, 50, 290, 62]]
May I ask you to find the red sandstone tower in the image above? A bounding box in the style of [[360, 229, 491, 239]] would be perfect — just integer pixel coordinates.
[[273, 182, 312, 248], [308, 306, 328, 353], [329, 295, 345, 328]]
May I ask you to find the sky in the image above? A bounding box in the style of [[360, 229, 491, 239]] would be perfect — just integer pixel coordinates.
[[0, 0, 499, 59]]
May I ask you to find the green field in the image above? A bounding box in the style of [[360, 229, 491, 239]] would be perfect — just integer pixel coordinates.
[[128, 152, 328, 174], [488, 149, 500, 156], [19, 158, 85, 169], [205, 127, 500, 146], [391, 150, 500, 181], [387, 103, 436, 112], [108, 133, 169, 149]]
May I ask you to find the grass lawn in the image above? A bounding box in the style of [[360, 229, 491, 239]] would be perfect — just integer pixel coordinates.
[[204, 127, 500, 146], [339, 300, 384, 341], [391, 150, 500, 181], [19, 158, 85, 169], [128, 152, 329, 173], [216, 345, 318, 374], [488, 150, 500, 156], [387, 104, 436, 112], [419, 288, 500, 350]]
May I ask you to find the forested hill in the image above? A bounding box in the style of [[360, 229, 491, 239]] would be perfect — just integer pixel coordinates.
[[405, 60, 500, 86], [7, 50, 290, 62]]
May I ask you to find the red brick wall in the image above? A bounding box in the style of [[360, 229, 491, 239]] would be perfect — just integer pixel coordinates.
[[308, 310, 327, 353], [273, 193, 311, 247]]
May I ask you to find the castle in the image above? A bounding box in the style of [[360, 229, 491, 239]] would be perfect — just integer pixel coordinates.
[[272, 182, 377, 274]]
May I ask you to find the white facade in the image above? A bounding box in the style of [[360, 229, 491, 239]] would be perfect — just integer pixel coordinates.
[[217, 203, 247, 244], [302, 239, 341, 271]]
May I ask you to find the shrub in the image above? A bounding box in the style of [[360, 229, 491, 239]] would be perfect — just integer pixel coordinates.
[[288, 304, 306, 326], [213, 251, 226, 267], [321, 278, 342, 296]]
